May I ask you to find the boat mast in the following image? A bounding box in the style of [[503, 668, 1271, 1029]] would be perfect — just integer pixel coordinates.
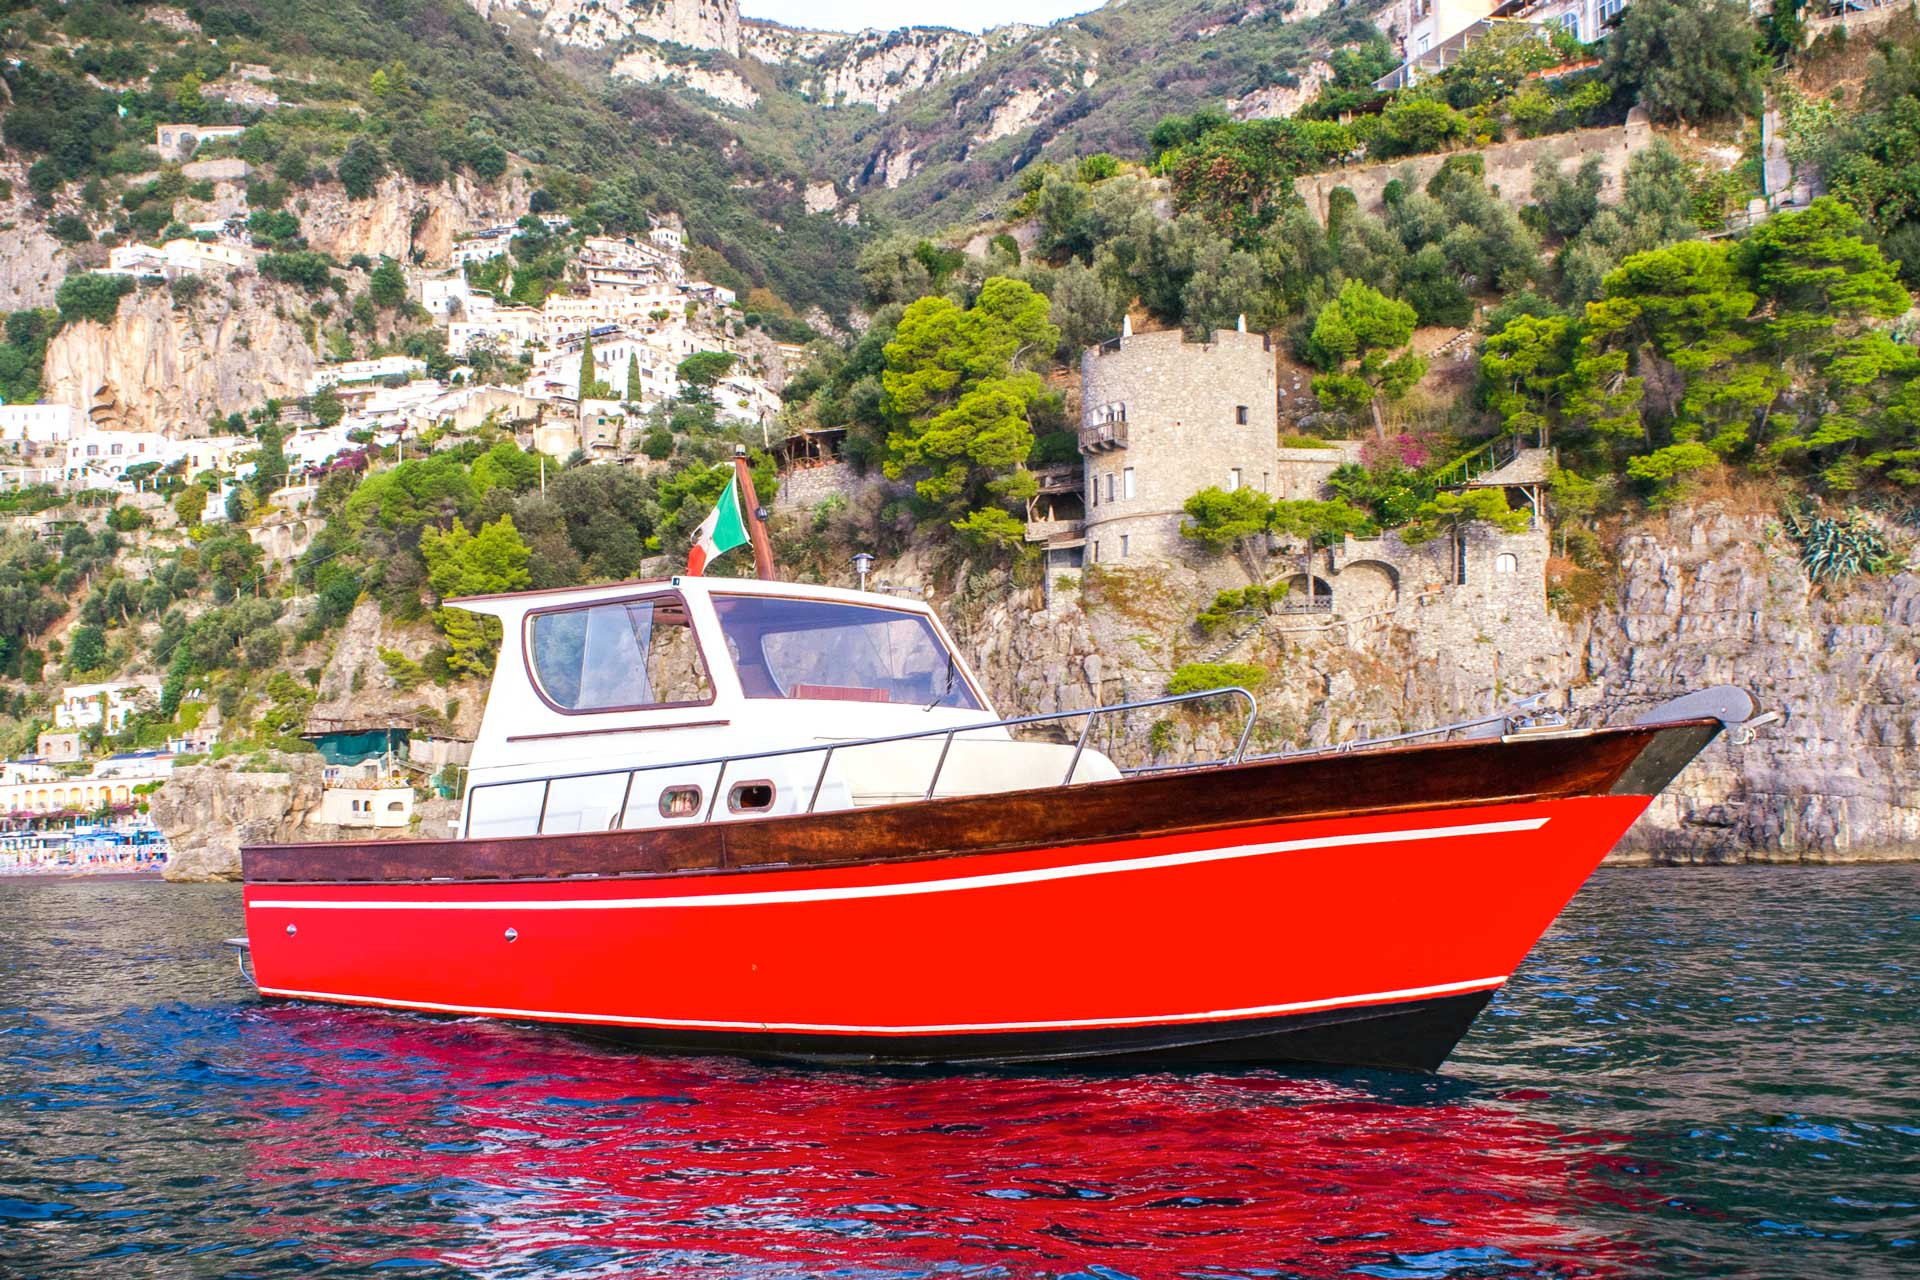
[[732, 445, 777, 581]]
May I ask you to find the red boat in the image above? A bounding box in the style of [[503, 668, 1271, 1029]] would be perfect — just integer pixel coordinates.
[[238, 568, 1756, 1073]]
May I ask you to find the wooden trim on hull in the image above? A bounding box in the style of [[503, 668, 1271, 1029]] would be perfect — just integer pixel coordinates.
[[253, 988, 1502, 1073], [242, 720, 1713, 886]]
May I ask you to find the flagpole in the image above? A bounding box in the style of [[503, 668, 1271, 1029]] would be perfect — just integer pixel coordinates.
[[732, 445, 777, 581]]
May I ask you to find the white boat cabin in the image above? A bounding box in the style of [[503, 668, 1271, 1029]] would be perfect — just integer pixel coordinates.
[[453, 576, 1119, 839]]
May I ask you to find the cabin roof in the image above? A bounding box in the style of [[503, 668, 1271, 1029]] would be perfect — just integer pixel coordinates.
[[447, 575, 936, 618]]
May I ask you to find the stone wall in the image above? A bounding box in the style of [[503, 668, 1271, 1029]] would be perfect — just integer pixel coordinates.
[[774, 459, 859, 511], [1294, 114, 1659, 221], [1274, 440, 1365, 502]]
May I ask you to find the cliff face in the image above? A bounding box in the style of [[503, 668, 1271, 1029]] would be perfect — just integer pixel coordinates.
[[1580, 509, 1920, 863], [922, 503, 1916, 865], [153, 753, 460, 881], [505, 0, 743, 55], [612, 47, 759, 108], [0, 161, 83, 311], [298, 170, 533, 268], [800, 27, 1030, 111], [43, 277, 317, 435]]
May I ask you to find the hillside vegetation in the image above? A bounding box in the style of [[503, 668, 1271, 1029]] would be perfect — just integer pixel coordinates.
[[5, 0, 1920, 761]]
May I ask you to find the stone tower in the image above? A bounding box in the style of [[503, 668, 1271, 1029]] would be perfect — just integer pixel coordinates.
[[1078, 326, 1277, 565]]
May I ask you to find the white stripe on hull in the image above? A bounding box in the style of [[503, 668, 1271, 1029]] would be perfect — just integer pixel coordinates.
[[249, 815, 1550, 912], [254, 975, 1511, 1037]]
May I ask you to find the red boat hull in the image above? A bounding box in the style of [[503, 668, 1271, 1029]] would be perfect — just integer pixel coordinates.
[[243, 791, 1654, 1070]]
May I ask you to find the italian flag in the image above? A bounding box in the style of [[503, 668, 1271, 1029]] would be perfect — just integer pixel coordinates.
[[686, 472, 749, 575]]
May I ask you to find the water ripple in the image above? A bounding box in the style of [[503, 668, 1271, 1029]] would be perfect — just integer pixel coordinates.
[[0, 868, 1912, 1277]]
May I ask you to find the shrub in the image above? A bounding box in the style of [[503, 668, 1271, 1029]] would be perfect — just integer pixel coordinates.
[[1167, 661, 1267, 695], [260, 251, 335, 291], [54, 273, 135, 325]]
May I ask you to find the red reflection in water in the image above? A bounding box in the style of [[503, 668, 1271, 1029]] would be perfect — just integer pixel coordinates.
[[243, 1009, 1643, 1277]]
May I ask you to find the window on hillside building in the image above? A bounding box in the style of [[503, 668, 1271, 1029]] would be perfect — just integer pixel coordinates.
[[1121, 534, 1130, 558], [1235, 405, 1248, 425], [1228, 468, 1242, 491], [1495, 552, 1518, 575], [1122, 467, 1135, 500]]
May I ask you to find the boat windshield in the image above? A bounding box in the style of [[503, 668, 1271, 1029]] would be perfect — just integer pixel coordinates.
[[711, 595, 982, 710]]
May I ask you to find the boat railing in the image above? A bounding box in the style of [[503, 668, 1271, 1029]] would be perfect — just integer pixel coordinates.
[[468, 686, 1259, 836]]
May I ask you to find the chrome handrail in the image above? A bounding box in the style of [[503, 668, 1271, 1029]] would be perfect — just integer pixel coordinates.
[[466, 686, 1259, 836]]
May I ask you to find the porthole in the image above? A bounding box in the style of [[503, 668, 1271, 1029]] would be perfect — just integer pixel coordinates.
[[728, 781, 776, 813], [659, 785, 703, 819]]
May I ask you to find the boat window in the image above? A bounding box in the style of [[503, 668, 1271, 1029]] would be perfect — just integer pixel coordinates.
[[728, 781, 775, 812], [659, 785, 702, 818], [711, 595, 982, 710], [528, 596, 712, 712]]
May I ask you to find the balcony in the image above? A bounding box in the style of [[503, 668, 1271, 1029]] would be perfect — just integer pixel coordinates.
[[1032, 463, 1083, 495], [1024, 518, 1086, 548], [1080, 419, 1129, 453]]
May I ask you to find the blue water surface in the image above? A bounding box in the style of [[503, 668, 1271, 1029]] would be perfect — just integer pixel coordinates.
[[0, 867, 1913, 1278]]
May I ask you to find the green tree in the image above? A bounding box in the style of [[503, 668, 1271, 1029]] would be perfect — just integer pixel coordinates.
[[251, 425, 288, 500], [369, 258, 407, 309], [1306, 280, 1425, 434], [881, 277, 1059, 537], [338, 139, 386, 200], [1604, 0, 1760, 125], [310, 384, 345, 427], [173, 483, 208, 527], [54, 273, 134, 325], [421, 516, 531, 674], [1583, 239, 1777, 456], [68, 624, 107, 673], [626, 352, 643, 402], [677, 350, 736, 394], [1399, 488, 1532, 546], [1480, 313, 1577, 444]]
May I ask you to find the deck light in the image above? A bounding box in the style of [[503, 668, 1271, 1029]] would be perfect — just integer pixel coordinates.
[[851, 552, 874, 591]]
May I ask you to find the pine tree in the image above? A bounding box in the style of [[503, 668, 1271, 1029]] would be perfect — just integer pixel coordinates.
[[578, 331, 595, 401], [626, 352, 642, 403]]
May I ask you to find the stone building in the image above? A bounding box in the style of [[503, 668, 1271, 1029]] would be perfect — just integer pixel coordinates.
[[151, 123, 245, 162], [1078, 323, 1278, 566]]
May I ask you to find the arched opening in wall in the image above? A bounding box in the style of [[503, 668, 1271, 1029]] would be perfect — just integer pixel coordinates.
[[1495, 552, 1518, 575], [1281, 574, 1334, 613], [1338, 561, 1400, 617]]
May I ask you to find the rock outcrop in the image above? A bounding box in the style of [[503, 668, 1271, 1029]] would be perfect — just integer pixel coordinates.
[[893, 500, 1917, 866], [612, 47, 759, 108], [0, 162, 82, 311], [1581, 509, 1920, 863], [153, 754, 323, 882], [299, 170, 533, 268], [799, 26, 1028, 111], [43, 277, 317, 435], [506, 0, 742, 55], [154, 753, 459, 881]]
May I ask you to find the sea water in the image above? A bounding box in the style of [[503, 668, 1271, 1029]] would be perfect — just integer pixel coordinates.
[[0, 868, 1913, 1278]]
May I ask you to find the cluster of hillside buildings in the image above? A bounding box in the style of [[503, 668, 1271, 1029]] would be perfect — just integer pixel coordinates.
[[0, 197, 785, 535]]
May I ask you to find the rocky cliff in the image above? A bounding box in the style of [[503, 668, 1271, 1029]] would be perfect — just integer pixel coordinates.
[[498, 0, 743, 55], [612, 46, 759, 108], [298, 170, 534, 268], [153, 753, 459, 881], [43, 276, 317, 435], [1580, 508, 1920, 863], [793, 26, 1032, 112], [0, 160, 86, 311], [914, 501, 1917, 865]]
